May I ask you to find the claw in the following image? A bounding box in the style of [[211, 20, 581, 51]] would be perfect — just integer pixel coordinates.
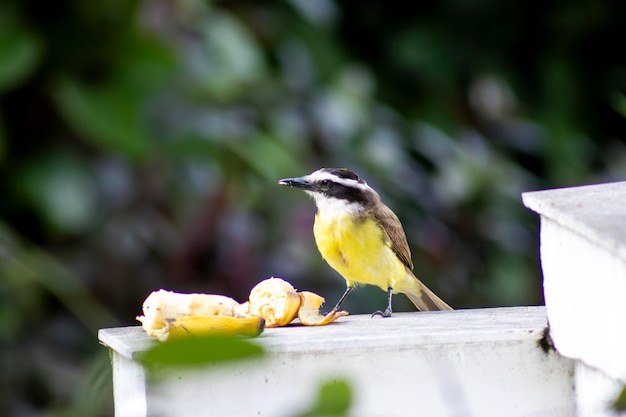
[[371, 307, 392, 318], [371, 287, 394, 318]]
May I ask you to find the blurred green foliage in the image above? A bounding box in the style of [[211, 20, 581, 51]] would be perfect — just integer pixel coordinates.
[[139, 334, 264, 368], [613, 385, 626, 411], [294, 379, 353, 417], [1, 0, 625, 415]]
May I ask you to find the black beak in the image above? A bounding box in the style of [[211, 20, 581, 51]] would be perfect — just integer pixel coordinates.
[[278, 176, 314, 190]]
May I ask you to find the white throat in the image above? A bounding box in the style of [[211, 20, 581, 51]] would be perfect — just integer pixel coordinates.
[[309, 193, 364, 218]]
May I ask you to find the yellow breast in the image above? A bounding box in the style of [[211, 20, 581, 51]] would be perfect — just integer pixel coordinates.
[[313, 212, 410, 292]]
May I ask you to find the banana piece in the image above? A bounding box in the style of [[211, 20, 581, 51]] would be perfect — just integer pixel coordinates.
[[137, 289, 247, 338], [165, 315, 265, 340], [248, 277, 301, 327], [298, 291, 349, 326]]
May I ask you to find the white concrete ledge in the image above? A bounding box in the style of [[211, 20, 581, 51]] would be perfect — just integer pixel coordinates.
[[523, 182, 626, 381], [523, 181, 626, 262], [99, 307, 574, 417], [523, 181, 626, 417], [100, 307, 549, 358]]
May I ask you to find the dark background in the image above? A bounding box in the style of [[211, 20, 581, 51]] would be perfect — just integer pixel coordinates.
[[1, 0, 625, 415]]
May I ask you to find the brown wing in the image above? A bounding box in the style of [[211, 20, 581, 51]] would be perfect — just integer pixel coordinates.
[[373, 204, 414, 271]]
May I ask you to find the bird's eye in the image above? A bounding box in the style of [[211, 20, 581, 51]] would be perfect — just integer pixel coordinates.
[[321, 180, 332, 187]]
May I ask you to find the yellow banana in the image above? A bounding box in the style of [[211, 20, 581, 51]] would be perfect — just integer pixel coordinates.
[[137, 289, 249, 338], [165, 315, 265, 339]]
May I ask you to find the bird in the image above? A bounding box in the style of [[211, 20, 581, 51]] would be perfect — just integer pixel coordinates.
[[278, 167, 452, 317]]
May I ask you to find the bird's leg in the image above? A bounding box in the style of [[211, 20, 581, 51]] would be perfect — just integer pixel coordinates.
[[371, 287, 393, 318], [331, 286, 354, 312]]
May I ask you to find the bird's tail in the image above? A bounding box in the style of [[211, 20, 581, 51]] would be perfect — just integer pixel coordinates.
[[404, 277, 453, 311]]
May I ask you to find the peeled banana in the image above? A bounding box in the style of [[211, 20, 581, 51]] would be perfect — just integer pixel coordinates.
[[137, 290, 258, 341], [249, 277, 301, 327]]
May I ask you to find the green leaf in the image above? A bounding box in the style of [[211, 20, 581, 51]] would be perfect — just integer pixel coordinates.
[[226, 134, 301, 181], [51, 34, 173, 160], [138, 335, 264, 367], [52, 78, 151, 160], [296, 379, 353, 417], [167, 134, 223, 160], [182, 10, 267, 100], [610, 92, 626, 118], [112, 34, 176, 95], [0, 16, 42, 92], [613, 385, 626, 411], [15, 151, 100, 234]]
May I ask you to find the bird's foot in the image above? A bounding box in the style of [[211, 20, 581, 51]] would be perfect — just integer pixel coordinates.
[[371, 307, 392, 318]]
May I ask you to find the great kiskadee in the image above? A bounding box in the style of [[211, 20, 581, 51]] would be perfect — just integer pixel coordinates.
[[278, 167, 452, 317]]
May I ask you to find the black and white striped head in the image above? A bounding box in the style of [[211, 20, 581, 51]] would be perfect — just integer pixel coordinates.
[[278, 168, 378, 214]]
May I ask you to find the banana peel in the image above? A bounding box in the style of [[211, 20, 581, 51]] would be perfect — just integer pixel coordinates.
[[166, 315, 265, 340], [298, 291, 348, 325]]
